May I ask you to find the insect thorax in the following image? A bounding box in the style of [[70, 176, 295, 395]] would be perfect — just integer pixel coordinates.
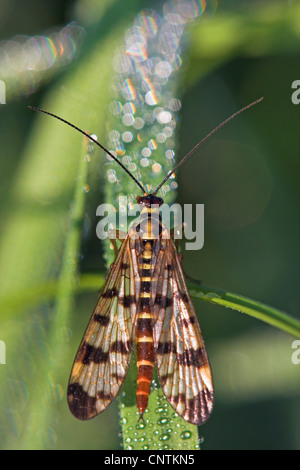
[[133, 194, 165, 240]]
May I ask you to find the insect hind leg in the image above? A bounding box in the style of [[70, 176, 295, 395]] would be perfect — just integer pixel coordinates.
[[184, 272, 203, 286]]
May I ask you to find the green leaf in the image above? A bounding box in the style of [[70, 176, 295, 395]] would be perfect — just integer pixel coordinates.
[[187, 281, 300, 339], [119, 357, 201, 451]]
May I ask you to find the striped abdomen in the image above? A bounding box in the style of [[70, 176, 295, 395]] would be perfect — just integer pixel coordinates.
[[135, 208, 161, 419], [136, 239, 155, 419]]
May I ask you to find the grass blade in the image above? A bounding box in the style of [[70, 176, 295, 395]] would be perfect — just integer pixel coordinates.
[[187, 282, 300, 339]]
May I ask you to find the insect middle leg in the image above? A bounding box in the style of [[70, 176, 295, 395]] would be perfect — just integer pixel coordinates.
[[170, 223, 185, 257], [171, 224, 202, 282]]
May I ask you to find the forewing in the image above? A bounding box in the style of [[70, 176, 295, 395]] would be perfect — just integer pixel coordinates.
[[67, 236, 137, 420], [155, 239, 214, 425]]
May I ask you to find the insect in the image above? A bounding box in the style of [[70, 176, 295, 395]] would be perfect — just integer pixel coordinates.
[[29, 97, 263, 425]]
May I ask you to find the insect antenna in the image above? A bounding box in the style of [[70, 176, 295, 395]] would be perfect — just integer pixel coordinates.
[[153, 96, 264, 196], [28, 106, 146, 194]]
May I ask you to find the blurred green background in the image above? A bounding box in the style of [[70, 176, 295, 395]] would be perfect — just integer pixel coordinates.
[[0, 0, 299, 450]]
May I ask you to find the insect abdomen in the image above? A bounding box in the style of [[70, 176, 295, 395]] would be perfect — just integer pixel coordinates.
[[135, 240, 155, 419]]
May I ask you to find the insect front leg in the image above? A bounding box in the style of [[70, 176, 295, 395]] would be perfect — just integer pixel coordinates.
[[108, 229, 127, 257]]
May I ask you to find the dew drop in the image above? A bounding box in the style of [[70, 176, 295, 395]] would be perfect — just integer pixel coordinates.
[[109, 100, 123, 115], [145, 90, 158, 106], [148, 138, 157, 150], [136, 421, 145, 430], [82, 184, 90, 193], [133, 117, 145, 129], [180, 430, 192, 440], [123, 102, 136, 115], [165, 149, 175, 159], [122, 131, 133, 143], [160, 433, 171, 441], [157, 417, 169, 425], [157, 110, 172, 124], [122, 114, 135, 126], [152, 162, 161, 173], [140, 157, 149, 167], [141, 147, 151, 157], [155, 406, 165, 414]]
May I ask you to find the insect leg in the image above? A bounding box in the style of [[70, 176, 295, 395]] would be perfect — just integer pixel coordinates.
[[108, 229, 128, 256], [170, 223, 185, 252]]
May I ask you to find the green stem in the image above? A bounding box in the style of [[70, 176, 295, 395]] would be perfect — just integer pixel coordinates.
[[187, 281, 300, 339], [77, 273, 300, 338], [6, 274, 298, 340]]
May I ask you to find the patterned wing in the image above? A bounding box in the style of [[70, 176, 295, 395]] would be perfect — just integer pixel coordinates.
[[67, 235, 138, 420], [154, 238, 214, 425]]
